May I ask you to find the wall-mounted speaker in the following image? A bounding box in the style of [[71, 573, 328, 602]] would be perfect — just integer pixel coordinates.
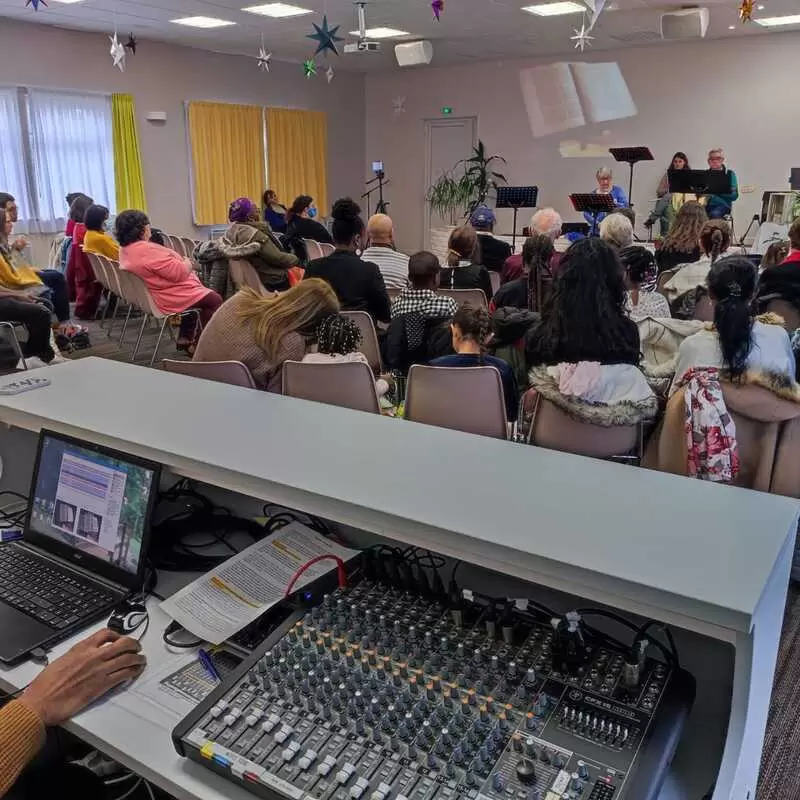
[[660, 8, 710, 40], [145, 111, 167, 123], [394, 40, 433, 67]]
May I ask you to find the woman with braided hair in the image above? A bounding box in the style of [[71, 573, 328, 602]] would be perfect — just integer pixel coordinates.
[[430, 304, 518, 421]]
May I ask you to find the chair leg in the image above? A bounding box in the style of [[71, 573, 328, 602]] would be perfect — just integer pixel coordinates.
[[131, 315, 149, 362], [94, 289, 108, 322], [149, 318, 170, 367], [0, 323, 27, 370], [118, 305, 134, 349], [106, 297, 122, 338]]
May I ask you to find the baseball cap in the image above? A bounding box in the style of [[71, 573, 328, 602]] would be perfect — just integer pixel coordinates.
[[470, 205, 496, 227]]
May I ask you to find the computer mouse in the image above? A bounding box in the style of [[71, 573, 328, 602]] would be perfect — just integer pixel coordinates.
[[108, 601, 148, 634]]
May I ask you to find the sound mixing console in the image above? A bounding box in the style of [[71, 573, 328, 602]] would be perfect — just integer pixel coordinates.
[[174, 580, 695, 800]]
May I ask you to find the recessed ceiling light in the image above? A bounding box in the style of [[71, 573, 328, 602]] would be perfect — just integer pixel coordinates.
[[521, 2, 584, 17], [347, 27, 410, 38], [171, 16, 236, 28], [242, 3, 313, 18], [49, 0, 86, 4], [757, 4, 765, 8], [754, 13, 800, 26], [728, 24, 735, 29]]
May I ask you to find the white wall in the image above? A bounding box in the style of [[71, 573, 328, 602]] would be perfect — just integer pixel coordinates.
[[365, 31, 800, 251]]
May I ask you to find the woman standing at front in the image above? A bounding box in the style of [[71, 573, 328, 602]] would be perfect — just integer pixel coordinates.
[[115, 210, 222, 351]]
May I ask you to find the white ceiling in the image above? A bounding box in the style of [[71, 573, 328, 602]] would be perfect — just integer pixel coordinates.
[[0, 0, 793, 71]]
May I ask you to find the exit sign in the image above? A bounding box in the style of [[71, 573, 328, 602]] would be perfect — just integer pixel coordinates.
[[441, 106, 453, 115]]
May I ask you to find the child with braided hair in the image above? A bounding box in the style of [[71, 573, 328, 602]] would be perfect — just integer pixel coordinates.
[[430, 304, 518, 421], [302, 313, 391, 398]]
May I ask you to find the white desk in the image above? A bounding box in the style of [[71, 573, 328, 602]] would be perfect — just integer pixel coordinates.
[[0, 357, 796, 800]]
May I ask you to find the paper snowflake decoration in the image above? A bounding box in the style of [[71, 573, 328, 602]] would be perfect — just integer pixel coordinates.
[[307, 15, 344, 57], [326, 65, 335, 84], [739, 0, 755, 22], [392, 96, 406, 115], [25, 0, 48, 10], [257, 46, 272, 72], [570, 22, 594, 51], [303, 59, 317, 78], [432, 0, 444, 20], [109, 32, 126, 71], [582, 0, 605, 29], [124, 33, 138, 55]]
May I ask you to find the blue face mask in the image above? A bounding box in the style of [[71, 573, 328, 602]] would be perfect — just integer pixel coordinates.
[[308, 206, 317, 219]]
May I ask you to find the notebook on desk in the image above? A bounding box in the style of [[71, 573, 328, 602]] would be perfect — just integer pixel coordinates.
[[0, 429, 160, 665]]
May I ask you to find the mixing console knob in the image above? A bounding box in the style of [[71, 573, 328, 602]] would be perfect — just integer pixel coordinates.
[[492, 774, 505, 792], [479, 706, 490, 723], [577, 764, 589, 780], [373, 729, 382, 744], [516, 758, 537, 785], [570, 775, 583, 793], [553, 754, 565, 769], [338, 711, 349, 728], [512, 735, 523, 752], [322, 705, 332, 720], [490, 656, 500, 673], [452, 747, 464, 764], [524, 738, 537, 757], [407, 744, 417, 760], [539, 750, 551, 765], [465, 772, 476, 787], [526, 790, 542, 800], [427, 753, 437, 769]]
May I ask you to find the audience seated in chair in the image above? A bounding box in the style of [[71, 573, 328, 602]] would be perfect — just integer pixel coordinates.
[[116, 210, 222, 350], [440, 225, 493, 305], [360, 214, 409, 290], [0, 288, 57, 366], [620, 246, 670, 322], [82, 205, 119, 261], [760, 239, 791, 271], [469, 206, 511, 273], [193, 279, 339, 392], [225, 197, 298, 292], [429, 304, 517, 421], [501, 208, 562, 284], [662, 219, 731, 318], [525, 237, 640, 369], [285, 195, 333, 256], [491, 235, 554, 313], [599, 213, 633, 250], [0, 208, 85, 344], [304, 198, 390, 324], [62, 194, 103, 319], [301, 313, 390, 400], [263, 189, 288, 234], [655, 201, 707, 274], [757, 219, 800, 319]]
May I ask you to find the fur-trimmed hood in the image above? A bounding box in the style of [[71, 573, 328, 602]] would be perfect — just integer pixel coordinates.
[[528, 363, 659, 427], [193, 237, 262, 264]]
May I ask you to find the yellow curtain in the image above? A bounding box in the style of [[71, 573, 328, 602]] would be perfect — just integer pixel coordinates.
[[111, 94, 147, 212], [188, 101, 265, 226], [266, 108, 328, 216]]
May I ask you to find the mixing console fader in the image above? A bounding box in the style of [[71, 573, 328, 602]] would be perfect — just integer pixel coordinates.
[[174, 581, 695, 800]]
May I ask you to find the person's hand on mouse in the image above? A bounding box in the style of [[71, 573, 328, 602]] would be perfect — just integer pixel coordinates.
[[20, 629, 146, 727]]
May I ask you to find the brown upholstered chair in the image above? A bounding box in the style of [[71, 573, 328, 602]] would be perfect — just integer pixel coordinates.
[[162, 359, 257, 388], [435, 288, 488, 311], [341, 310, 383, 373], [228, 258, 272, 296], [282, 360, 381, 414]]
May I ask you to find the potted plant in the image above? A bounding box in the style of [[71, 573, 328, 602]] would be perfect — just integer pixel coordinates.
[[425, 140, 507, 259]]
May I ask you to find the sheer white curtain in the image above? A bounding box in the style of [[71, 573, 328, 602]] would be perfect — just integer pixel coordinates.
[[26, 89, 115, 233], [0, 88, 32, 228]]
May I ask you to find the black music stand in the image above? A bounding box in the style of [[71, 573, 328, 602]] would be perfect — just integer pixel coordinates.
[[669, 169, 731, 198], [561, 222, 590, 237], [569, 193, 616, 236], [609, 146, 654, 209], [495, 186, 538, 251]]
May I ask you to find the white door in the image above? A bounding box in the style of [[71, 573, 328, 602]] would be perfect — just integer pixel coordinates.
[[424, 117, 477, 252]]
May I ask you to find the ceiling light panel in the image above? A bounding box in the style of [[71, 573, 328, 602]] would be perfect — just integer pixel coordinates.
[[754, 14, 800, 26], [242, 3, 313, 18], [347, 27, 411, 38], [171, 16, 237, 28], [521, 2, 584, 17]]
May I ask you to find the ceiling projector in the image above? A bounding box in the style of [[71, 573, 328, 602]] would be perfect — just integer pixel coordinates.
[[344, 40, 381, 53]]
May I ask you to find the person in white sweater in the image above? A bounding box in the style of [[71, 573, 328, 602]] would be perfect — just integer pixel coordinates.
[[671, 256, 796, 393]]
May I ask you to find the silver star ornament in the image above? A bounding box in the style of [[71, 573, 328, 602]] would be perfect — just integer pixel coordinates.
[[109, 32, 126, 71], [571, 23, 594, 51], [326, 65, 335, 84], [257, 46, 272, 72]]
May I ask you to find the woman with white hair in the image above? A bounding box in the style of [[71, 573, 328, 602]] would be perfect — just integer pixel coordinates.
[[584, 167, 628, 229], [599, 213, 633, 250]]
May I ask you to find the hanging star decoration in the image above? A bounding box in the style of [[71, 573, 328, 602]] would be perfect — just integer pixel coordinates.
[[124, 33, 137, 55], [392, 96, 406, 115], [257, 45, 272, 72], [582, 0, 605, 30], [307, 16, 344, 57], [431, 0, 445, 21], [326, 65, 335, 84], [109, 32, 126, 72], [570, 21, 594, 51], [303, 59, 317, 79], [25, 0, 47, 10], [738, 0, 755, 22]]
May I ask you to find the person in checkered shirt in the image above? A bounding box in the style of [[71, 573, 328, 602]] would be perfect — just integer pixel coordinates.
[[390, 252, 458, 320]]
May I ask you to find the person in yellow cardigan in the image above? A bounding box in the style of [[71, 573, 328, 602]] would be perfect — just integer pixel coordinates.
[[0, 628, 145, 798], [82, 205, 120, 261]]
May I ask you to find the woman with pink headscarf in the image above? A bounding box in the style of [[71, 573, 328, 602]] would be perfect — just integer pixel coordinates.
[[225, 197, 298, 292]]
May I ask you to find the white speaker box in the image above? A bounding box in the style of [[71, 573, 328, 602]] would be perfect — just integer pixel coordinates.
[[660, 8, 710, 40], [394, 40, 433, 67], [146, 111, 167, 122]]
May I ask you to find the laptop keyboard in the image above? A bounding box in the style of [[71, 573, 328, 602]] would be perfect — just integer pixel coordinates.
[[0, 546, 117, 630]]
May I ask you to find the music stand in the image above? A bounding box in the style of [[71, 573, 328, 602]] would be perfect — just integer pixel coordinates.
[[569, 193, 616, 236], [609, 146, 654, 209], [669, 169, 731, 197], [561, 222, 590, 237], [495, 186, 538, 251]]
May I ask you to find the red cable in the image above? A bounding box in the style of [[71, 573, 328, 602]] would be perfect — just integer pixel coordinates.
[[285, 554, 347, 597]]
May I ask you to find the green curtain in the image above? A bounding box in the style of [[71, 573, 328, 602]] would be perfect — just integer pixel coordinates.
[[112, 93, 147, 212]]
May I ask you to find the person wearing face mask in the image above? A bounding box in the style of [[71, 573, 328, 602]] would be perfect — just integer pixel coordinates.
[[82, 204, 119, 260], [285, 195, 333, 246], [303, 198, 390, 324], [584, 167, 628, 228]]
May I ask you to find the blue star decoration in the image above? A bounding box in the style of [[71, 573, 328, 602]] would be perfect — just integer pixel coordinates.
[[26, 0, 48, 9], [303, 60, 317, 79], [307, 15, 343, 57]]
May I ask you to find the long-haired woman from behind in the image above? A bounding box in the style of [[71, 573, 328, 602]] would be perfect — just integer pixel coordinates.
[[655, 201, 708, 273], [671, 256, 795, 394], [490, 234, 554, 312], [193, 278, 340, 392], [440, 225, 493, 304]]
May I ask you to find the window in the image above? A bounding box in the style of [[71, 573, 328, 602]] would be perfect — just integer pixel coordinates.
[[0, 88, 115, 233]]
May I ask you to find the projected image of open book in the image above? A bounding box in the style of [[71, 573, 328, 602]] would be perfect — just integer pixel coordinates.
[[519, 61, 637, 140]]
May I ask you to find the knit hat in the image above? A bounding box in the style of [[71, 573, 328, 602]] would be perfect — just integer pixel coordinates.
[[228, 197, 258, 223], [470, 205, 496, 228]]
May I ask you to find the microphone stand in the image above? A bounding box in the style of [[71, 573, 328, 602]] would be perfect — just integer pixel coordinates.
[[737, 214, 760, 253]]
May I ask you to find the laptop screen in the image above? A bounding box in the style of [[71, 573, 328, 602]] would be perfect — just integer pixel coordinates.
[[27, 431, 160, 584]]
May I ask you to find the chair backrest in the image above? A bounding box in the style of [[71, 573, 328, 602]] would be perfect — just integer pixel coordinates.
[[99, 257, 124, 297], [436, 288, 488, 310], [180, 237, 199, 261], [765, 298, 800, 332], [341, 310, 383, 373], [525, 390, 641, 461], [162, 358, 257, 388], [692, 293, 714, 322], [282, 360, 381, 414], [489, 271, 501, 296], [318, 243, 335, 257], [85, 252, 109, 290], [228, 258, 271, 296], [405, 365, 507, 439], [303, 239, 326, 261], [165, 235, 185, 256], [118, 268, 162, 317], [656, 268, 678, 297], [386, 287, 403, 303]]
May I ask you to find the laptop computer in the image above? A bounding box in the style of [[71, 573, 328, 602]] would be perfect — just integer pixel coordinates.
[[0, 429, 161, 665]]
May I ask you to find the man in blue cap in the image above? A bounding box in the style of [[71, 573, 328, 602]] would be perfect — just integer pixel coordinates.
[[469, 205, 511, 273]]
